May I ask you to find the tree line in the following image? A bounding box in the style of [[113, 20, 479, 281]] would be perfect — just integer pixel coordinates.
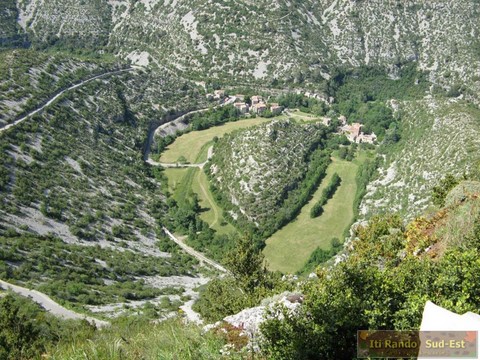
[[310, 173, 341, 218]]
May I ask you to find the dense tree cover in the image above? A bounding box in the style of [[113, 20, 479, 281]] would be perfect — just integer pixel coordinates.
[[300, 237, 343, 274], [194, 233, 289, 322], [327, 63, 430, 141], [190, 105, 240, 131], [310, 173, 341, 218], [260, 212, 480, 359], [432, 173, 460, 207], [277, 93, 328, 115], [337, 144, 357, 161], [328, 63, 430, 103], [353, 156, 380, 218]]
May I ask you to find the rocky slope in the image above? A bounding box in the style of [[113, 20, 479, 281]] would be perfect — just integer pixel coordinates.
[[3, 0, 477, 96], [207, 119, 328, 230], [360, 97, 480, 220]]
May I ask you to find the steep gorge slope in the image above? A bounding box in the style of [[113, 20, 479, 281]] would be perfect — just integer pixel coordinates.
[[6, 0, 479, 98], [0, 51, 211, 316], [0, 57, 205, 249], [360, 97, 480, 220]]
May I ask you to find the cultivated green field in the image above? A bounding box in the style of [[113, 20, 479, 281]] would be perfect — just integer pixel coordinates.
[[263, 152, 370, 273], [193, 169, 236, 234], [160, 117, 274, 163], [165, 167, 236, 235]]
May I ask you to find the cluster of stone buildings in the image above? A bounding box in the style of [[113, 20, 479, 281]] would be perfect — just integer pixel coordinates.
[[205, 90, 375, 144], [205, 89, 226, 101], [339, 115, 377, 144], [206, 91, 283, 115], [232, 95, 283, 115]]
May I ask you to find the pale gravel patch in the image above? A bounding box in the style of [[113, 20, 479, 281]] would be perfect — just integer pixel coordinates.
[[3, 207, 77, 243], [64, 156, 83, 174]]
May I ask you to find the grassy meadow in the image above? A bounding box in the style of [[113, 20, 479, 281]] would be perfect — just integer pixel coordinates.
[[263, 151, 370, 273]]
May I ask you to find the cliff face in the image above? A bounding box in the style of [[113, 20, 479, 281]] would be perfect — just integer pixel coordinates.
[[5, 1, 479, 92]]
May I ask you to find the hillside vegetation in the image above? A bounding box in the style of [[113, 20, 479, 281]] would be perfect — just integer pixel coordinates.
[[0, 50, 210, 315], [0, 0, 475, 98], [360, 98, 480, 220], [207, 119, 331, 237], [4, 182, 480, 359], [0, 49, 121, 126], [2, 0, 480, 357]]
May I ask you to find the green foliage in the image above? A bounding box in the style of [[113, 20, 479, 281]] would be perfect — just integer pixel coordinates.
[[192, 277, 250, 322], [432, 173, 460, 207], [208, 120, 333, 240], [328, 64, 428, 141], [0, 0, 27, 49], [310, 173, 341, 218], [0, 49, 120, 125], [0, 233, 197, 307], [50, 316, 245, 359], [277, 93, 327, 115], [300, 237, 343, 274], [0, 293, 94, 359], [190, 105, 240, 131], [224, 233, 268, 294], [194, 233, 286, 322], [329, 63, 430, 103], [261, 211, 480, 358], [353, 156, 380, 218]]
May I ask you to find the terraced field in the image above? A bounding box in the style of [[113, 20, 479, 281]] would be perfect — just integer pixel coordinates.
[[264, 151, 371, 273]]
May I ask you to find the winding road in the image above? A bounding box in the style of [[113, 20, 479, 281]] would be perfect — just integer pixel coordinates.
[[0, 279, 109, 328], [0, 67, 134, 134], [143, 96, 236, 162], [146, 145, 214, 168], [162, 227, 229, 274]]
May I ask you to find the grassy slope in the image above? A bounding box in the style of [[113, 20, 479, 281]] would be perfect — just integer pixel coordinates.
[[263, 152, 369, 273], [165, 167, 235, 235], [49, 317, 243, 359], [160, 117, 273, 163], [193, 169, 236, 235]]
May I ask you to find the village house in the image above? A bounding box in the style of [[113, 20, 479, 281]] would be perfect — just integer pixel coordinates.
[[341, 122, 377, 144], [213, 89, 225, 100], [251, 95, 263, 105], [357, 132, 377, 144], [321, 117, 331, 126], [234, 102, 249, 114], [252, 102, 267, 114], [269, 103, 283, 115], [342, 123, 362, 142]]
